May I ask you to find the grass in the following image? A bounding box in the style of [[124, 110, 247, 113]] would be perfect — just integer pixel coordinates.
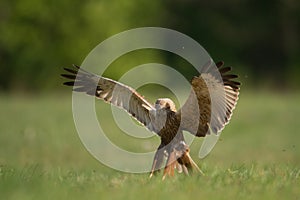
[[0, 91, 300, 199]]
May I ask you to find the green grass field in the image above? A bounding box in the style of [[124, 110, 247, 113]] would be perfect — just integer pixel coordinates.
[[1, 91, 300, 199]]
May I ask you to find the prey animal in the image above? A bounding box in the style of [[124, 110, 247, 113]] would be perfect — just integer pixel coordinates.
[[61, 60, 240, 179]]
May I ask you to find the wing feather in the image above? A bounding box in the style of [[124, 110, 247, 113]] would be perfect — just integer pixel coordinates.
[[61, 65, 155, 129], [176, 60, 240, 137]]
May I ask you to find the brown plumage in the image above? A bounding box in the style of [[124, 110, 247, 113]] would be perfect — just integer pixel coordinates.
[[61, 60, 240, 179]]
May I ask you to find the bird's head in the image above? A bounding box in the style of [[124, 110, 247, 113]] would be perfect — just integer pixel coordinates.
[[154, 98, 177, 112]]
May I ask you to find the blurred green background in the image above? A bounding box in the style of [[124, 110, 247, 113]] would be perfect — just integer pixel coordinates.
[[1, 0, 300, 92], [1, 0, 300, 199]]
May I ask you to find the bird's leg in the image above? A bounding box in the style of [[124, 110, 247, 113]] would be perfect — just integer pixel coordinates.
[[159, 142, 205, 179], [176, 143, 205, 176], [149, 143, 165, 178], [162, 149, 177, 180]]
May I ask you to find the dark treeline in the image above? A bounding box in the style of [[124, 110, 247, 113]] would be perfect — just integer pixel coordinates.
[[0, 0, 299, 91]]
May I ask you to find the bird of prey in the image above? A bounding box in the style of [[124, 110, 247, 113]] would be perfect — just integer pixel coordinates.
[[61, 60, 240, 179]]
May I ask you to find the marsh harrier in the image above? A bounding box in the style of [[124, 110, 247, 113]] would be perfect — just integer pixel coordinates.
[[61, 61, 240, 179]]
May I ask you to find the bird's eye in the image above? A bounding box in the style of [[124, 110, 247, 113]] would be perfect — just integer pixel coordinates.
[[165, 103, 170, 109]]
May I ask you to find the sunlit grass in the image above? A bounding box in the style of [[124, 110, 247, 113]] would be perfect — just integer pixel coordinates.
[[0, 91, 299, 199]]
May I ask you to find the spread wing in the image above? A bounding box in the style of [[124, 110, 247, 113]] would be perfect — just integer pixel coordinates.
[[176, 60, 240, 137], [61, 65, 155, 129]]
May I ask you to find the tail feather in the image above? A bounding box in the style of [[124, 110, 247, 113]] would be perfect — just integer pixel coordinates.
[[159, 145, 205, 180]]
